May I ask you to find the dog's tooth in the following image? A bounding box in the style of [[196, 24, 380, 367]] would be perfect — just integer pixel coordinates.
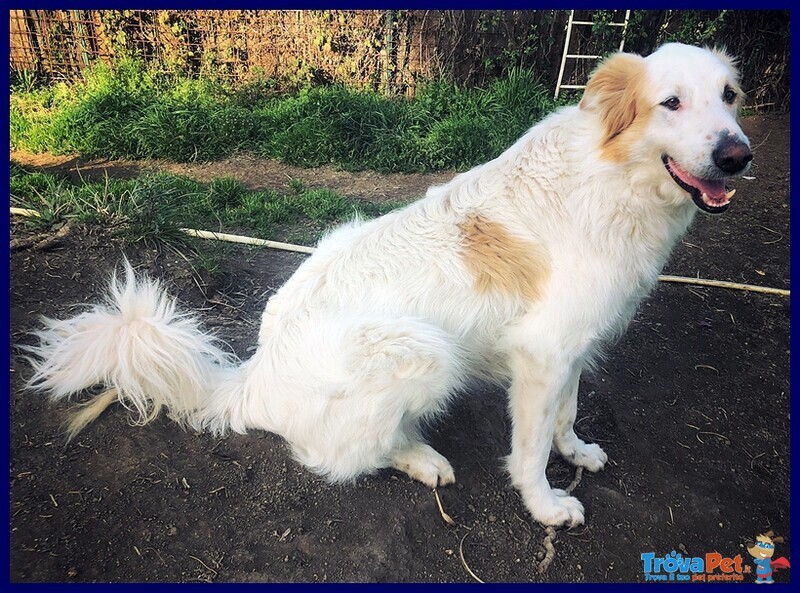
[[701, 192, 710, 203], [724, 188, 736, 200]]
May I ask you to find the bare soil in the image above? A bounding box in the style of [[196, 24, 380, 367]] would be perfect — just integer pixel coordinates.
[[9, 113, 790, 583], [9, 150, 456, 204]]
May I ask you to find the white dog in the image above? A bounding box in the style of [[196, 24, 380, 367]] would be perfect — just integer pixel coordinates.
[[26, 43, 752, 527]]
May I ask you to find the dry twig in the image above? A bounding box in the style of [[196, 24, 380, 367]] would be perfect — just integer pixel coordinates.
[[459, 529, 485, 584], [538, 466, 584, 575], [433, 488, 456, 526], [658, 274, 789, 297]]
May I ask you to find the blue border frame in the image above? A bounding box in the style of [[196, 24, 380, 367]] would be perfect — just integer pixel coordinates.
[[5, 2, 795, 588]]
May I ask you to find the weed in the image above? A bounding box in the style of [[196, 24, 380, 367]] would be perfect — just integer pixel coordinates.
[[10, 161, 410, 249], [288, 178, 306, 194], [10, 171, 72, 228], [189, 242, 225, 277], [11, 60, 558, 172], [123, 174, 200, 248], [207, 177, 250, 209]]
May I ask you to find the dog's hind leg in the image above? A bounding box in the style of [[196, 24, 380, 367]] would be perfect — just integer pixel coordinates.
[[285, 315, 463, 486], [552, 364, 608, 472]]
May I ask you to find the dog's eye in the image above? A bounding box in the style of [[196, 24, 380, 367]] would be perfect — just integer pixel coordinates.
[[723, 86, 737, 104], [661, 97, 680, 111]]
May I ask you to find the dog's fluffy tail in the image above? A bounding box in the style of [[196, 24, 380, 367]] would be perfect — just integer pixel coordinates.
[[24, 260, 241, 441]]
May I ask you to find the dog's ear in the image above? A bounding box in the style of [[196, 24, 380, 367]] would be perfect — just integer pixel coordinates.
[[708, 45, 739, 73], [580, 52, 647, 144]]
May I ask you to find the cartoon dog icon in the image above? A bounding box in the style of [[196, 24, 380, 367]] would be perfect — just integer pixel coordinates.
[[747, 531, 790, 584]]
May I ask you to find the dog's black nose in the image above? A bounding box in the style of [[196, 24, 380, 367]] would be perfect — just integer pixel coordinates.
[[713, 137, 753, 174]]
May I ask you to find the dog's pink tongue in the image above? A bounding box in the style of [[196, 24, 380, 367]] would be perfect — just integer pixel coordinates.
[[670, 159, 726, 199], [692, 177, 727, 199]]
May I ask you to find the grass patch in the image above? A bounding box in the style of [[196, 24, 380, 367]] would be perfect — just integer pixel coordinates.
[[11, 59, 559, 172], [10, 162, 405, 252]]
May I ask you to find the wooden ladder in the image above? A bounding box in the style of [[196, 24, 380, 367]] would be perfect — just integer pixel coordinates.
[[554, 10, 631, 99]]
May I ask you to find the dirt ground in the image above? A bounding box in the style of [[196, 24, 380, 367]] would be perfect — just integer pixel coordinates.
[[9, 113, 790, 583], [9, 149, 457, 204]]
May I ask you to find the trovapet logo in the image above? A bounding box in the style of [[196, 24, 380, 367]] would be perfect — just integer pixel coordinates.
[[641, 551, 748, 582], [642, 532, 790, 583]]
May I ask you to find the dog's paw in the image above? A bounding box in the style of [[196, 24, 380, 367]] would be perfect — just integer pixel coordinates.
[[568, 442, 608, 472], [557, 437, 608, 472], [571, 443, 608, 472], [391, 442, 455, 488], [526, 489, 585, 527]]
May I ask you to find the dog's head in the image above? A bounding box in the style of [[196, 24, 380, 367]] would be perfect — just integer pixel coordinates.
[[580, 43, 751, 214]]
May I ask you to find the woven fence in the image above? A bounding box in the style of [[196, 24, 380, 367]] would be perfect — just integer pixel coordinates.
[[9, 9, 789, 108]]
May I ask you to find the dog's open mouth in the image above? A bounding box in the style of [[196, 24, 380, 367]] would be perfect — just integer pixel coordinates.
[[662, 155, 735, 214]]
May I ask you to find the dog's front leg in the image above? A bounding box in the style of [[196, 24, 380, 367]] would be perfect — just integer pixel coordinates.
[[506, 347, 585, 527], [553, 364, 608, 472]]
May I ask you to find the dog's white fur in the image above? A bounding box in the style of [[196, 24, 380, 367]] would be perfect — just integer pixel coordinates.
[[26, 44, 751, 527]]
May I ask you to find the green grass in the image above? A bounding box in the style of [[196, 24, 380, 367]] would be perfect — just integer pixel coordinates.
[[11, 59, 559, 172], [10, 162, 405, 251]]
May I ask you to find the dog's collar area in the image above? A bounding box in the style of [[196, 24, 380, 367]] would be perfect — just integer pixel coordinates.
[[661, 155, 733, 214]]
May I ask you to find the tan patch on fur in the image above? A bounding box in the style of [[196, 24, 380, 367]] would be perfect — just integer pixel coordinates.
[[459, 214, 550, 301], [579, 53, 651, 162]]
